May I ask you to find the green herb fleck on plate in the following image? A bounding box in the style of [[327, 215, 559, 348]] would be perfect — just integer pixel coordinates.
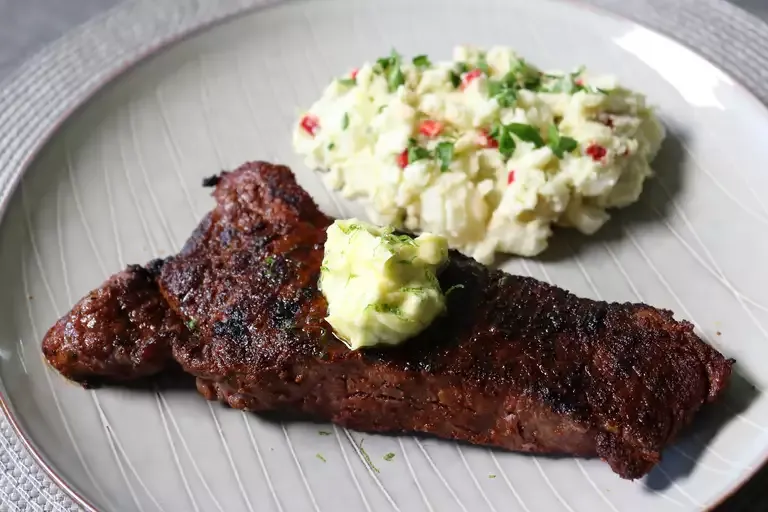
[[383, 452, 396, 462], [316, 453, 327, 463], [358, 439, 380, 473], [489, 474, 497, 479], [318, 430, 332, 436]]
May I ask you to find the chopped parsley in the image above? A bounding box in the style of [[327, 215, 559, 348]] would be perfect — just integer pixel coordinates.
[[449, 70, 462, 88], [186, 318, 198, 331], [509, 59, 542, 90], [338, 77, 356, 87], [506, 123, 545, 148], [383, 452, 396, 462], [338, 222, 363, 235], [358, 439, 380, 473], [435, 141, 454, 172], [407, 138, 432, 164], [327, 142, 335, 150], [489, 474, 497, 479], [316, 453, 327, 463], [366, 303, 407, 319], [400, 286, 429, 297], [476, 54, 490, 75], [412, 55, 431, 68], [489, 122, 546, 158], [487, 77, 518, 108], [489, 123, 516, 159], [377, 50, 405, 92], [547, 124, 578, 158], [318, 431, 332, 436], [539, 66, 607, 95], [449, 62, 469, 88], [341, 112, 350, 130]]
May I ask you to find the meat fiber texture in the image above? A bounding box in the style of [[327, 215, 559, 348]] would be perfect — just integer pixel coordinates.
[[42, 161, 733, 479]]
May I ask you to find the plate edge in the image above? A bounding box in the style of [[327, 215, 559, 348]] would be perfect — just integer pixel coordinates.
[[1, 0, 767, 510]]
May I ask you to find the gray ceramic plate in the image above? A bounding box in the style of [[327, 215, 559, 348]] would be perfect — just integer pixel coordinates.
[[1, 0, 768, 510]]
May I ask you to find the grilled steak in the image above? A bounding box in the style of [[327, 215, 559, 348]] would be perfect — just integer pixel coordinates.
[[41, 261, 183, 386], [42, 161, 733, 479]]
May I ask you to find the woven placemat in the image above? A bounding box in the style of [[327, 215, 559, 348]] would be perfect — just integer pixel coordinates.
[[0, 0, 766, 510]]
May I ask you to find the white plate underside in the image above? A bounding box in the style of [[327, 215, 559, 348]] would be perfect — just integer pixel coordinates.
[[1, 0, 768, 510]]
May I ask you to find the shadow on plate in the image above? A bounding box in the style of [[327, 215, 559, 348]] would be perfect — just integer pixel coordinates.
[[644, 369, 759, 492]]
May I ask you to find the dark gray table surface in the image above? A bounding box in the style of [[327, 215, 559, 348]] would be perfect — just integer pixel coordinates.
[[1, 0, 767, 510]]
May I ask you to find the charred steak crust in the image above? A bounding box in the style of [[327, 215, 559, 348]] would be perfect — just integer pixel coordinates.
[[41, 161, 733, 479], [155, 161, 733, 479], [41, 261, 186, 385]]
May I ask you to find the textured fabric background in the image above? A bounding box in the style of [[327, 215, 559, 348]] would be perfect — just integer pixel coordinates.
[[0, 0, 767, 510]]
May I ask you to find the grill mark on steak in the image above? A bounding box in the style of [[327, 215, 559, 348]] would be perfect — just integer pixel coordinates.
[[41, 161, 733, 479]]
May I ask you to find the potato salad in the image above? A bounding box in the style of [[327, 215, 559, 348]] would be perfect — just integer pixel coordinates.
[[293, 46, 665, 263]]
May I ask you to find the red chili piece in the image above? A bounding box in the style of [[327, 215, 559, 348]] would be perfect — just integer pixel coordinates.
[[300, 114, 320, 137], [575, 78, 584, 86], [397, 149, 409, 169], [351, 68, 359, 80], [586, 143, 607, 162], [480, 130, 499, 149], [461, 69, 484, 90], [419, 120, 444, 138], [507, 170, 516, 185], [602, 117, 614, 128]]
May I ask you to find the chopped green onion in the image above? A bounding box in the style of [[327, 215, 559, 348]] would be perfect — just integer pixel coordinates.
[[341, 112, 350, 130], [383, 453, 396, 461], [316, 453, 327, 462], [318, 431, 332, 436], [327, 142, 335, 150], [186, 318, 198, 331], [338, 77, 356, 87]]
